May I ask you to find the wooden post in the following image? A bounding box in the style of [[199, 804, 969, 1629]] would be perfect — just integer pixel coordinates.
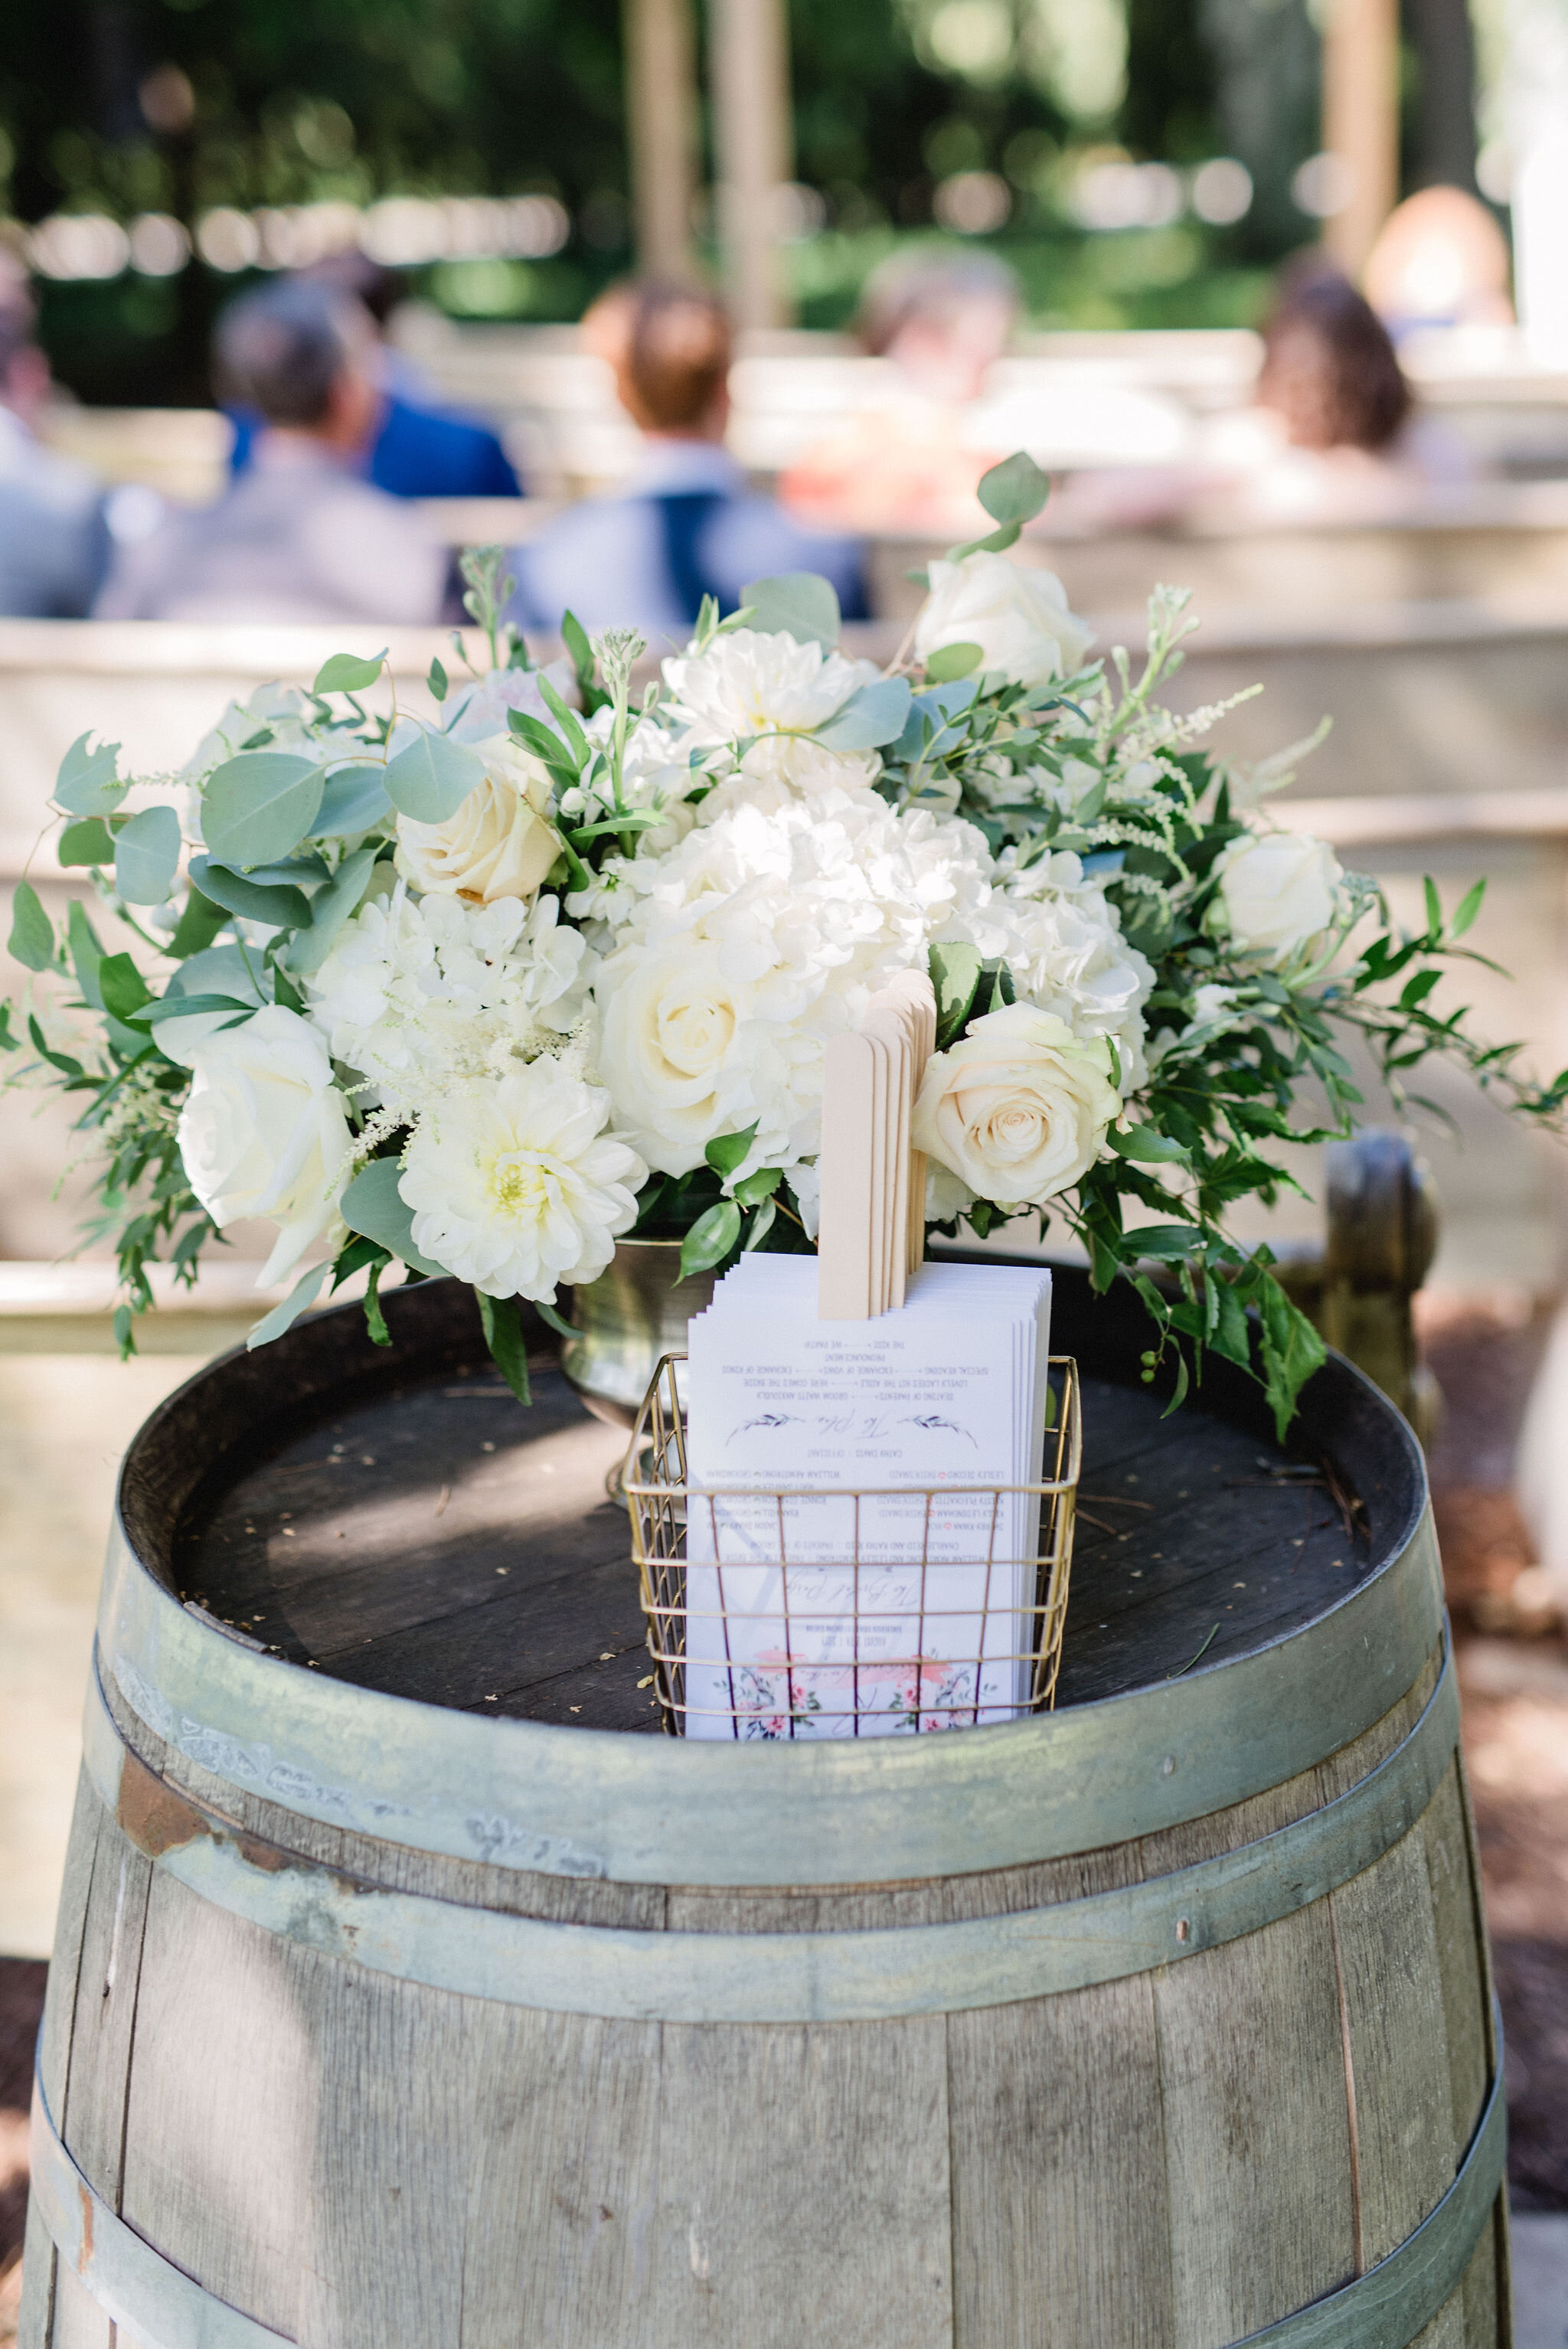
[[708, 0, 794, 332], [1320, 0, 1400, 275], [624, 0, 699, 280]]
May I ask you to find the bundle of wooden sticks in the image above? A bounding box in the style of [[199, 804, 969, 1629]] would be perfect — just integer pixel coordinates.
[[816, 970, 938, 1320]]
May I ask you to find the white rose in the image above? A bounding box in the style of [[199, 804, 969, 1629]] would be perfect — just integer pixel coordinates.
[[911, 1000, 1120, 1207], [398, 1063, 645, 1300], [395, 735, 561, 905], [593, 938, 753, 1175], [914, 553, 1093, 689], [175, 1005, 351, 1286], [1213, 828, 1344, 965]]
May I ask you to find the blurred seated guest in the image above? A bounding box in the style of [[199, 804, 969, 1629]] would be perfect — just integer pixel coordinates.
[[508, 282, 867, 641], [96, 281, 446, 624], [1364, 188, 1514, 342], [1054, 264, 1471, 534], [779, 250, 1018, 536], [0, 260, 110, 616], [227, 253, 521, 499]]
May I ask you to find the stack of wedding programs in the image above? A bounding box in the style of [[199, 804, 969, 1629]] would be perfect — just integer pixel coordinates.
[[682, 1253, 1054, 1739]]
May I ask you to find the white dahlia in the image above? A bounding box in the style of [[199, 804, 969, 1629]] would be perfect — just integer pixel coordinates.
[[397, 1063, 645, 1299], [662, 628, 883, 799], [993, 851, 1154, 1087]]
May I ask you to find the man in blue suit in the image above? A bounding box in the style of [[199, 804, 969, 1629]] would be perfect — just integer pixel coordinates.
[[508, 281, 867, 645]]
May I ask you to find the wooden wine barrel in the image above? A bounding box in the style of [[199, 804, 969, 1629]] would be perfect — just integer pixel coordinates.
[[23, 1268, 1508, 2349]]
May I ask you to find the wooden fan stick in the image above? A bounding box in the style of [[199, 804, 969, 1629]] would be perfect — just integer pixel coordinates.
[[818, 972, 937, 1320]]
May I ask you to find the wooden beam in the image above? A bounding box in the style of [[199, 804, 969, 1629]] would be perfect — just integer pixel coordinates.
[[624, 0, 700, 281], [708, 0, 794, 331], [1321, 0, 1400, 276]]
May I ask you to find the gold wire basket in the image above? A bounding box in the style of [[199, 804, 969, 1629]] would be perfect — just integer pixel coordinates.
[[622, 1353, 1082, 1740]]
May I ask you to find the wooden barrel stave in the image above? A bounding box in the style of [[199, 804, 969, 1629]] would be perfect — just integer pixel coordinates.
[[23, 1276, 1509, 2349], [28, 1632, 1504, 2348]]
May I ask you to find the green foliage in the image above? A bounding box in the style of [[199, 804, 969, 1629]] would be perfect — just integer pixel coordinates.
[[57, 818, 116, 867], [53, 734, 124, 818], [202, 753, 325, 868], [282, 846, 380, 975], [815, 677, 913, 750], [313, 650, 387, 694], [309, 765, 394, 837], [681, 1200, 743, 1281], [7, 880, 55, 971], [740, 572, 841, 649], [478, 1292, 532, 1406], [114, 805, 182, 907], [923, 642, 982, 684], [340, 1158, 449, 1277], [381, 729, 485, 823]]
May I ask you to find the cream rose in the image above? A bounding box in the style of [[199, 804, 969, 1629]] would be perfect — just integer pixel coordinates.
[[911, 1000, 1119, 1206], [1213, 828, 1343, 965], [593, 938, 752, 1175], [175, 1005, 351, 1286], [395, 735, 561, 904], [914, 553, 1093, 688]]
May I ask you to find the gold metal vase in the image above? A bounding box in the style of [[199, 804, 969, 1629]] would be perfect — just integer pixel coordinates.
[[560, 1239, 717, 1427]]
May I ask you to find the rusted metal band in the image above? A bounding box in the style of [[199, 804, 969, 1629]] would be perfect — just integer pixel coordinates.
[[28, 2064, 293, 2347], [96, 1489, 1444, 1890], [83, 1632, 1460, 2024]]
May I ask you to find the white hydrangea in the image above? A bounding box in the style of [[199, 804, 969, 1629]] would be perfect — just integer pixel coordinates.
[[662, 627, 883, 801], [992, 851, 1154, 1089], [306, 884, 593, 1112], [588, 789, 1007, 1178]]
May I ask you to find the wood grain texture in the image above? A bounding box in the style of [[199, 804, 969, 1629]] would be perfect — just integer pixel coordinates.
[[37, 1773, 100, 2117], [652, 2018, 952, 2348], [947, 1971, 1174, 2349], [1154, 1910, 1355, 2346], [460, 2008, 663, 2349], [17, 2191, 57, 2349], [60, 1801, 152, 2213], [43, 2260, 109, 2349]]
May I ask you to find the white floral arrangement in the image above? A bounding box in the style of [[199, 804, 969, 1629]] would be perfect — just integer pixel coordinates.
[[7, 456, 1564, 1434]]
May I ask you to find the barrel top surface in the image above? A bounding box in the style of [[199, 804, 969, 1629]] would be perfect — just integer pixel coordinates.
[[97, 1267, 1439, 1885]]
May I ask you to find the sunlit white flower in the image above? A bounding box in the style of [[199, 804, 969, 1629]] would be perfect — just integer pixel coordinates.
[[308, 885, 593, 1111], [175, 1005, 351, 1286], [913, 1001, 1120, 1207], [1212, 828, 1344, 966], [395, 735, 562, 905], [915, 553, 1093, 689], [662, 628, 882, 799], [590, 789, 1002, 1177], [398, 1063, 644, 1299], [994, 850, 1154, 1087]]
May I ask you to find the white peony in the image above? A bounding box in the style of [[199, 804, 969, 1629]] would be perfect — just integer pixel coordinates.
[[308, 885, 593, 1112], [175, 1005, 351, 1286], [1212, 828, 1344, 966], [915, 553, 1093, 689], [912, 1001, 1120, 1207], [993, 850, 1154, 1087], [394, 735, 561, 905], [589, 789, 1004, 1177], [662, 628, 883, 799], [397, 1062, 645, 1299]]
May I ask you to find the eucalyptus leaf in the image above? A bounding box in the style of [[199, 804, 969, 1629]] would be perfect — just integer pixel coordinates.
[[382, 728, 485, 823], [97, 952, 153, 1023], [57, 818, 116, 867], [977, 450, 1050, 528], [165, 943, 268, 1008], [309, 764, 394, 838], [283, 848, 379, 975], [54, 733, 126, 818], [203, 753, 325, 869], [340, 1158, 449, 1277], [814, 675, 913, 752], [247, 1260, 333, 1350], [7, 880, 54, 972], [67, 901, 106, 1006], [166, 887, 229, 959], [427, 655, 448, 703], [114, 805, 182, 906], [188, 856, 311, 930], [313, 649, 387, 694], [923, 641, 982, 684], [739, 571, 840, 649]]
